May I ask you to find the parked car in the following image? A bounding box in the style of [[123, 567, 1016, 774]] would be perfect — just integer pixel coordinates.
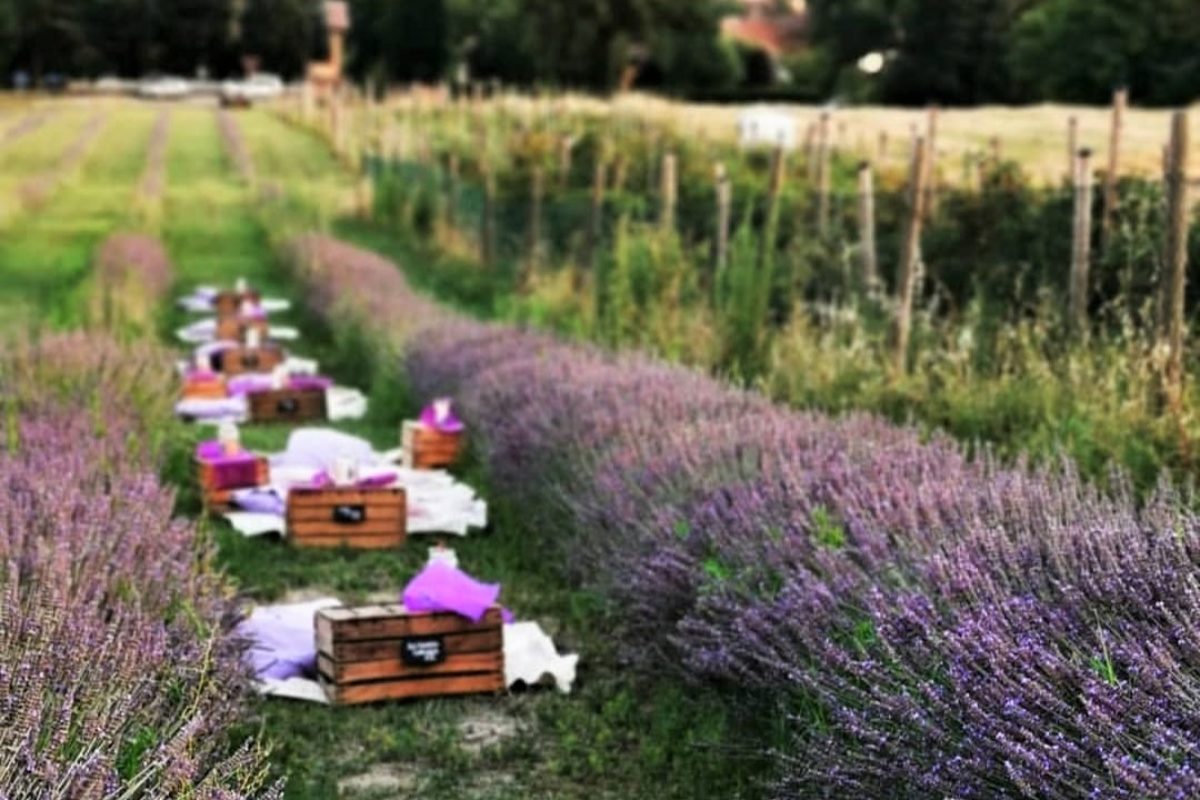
[[220, 74, 284, 106], [138, 77, 190, 100]]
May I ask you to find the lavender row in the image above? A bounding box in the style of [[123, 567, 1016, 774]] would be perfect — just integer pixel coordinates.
[[138, 109, 171, 201], [18, 112, 108, 212], [0, 335, 279, 797], [288, 234, 1200, 798], [216, 109, 256, 185]]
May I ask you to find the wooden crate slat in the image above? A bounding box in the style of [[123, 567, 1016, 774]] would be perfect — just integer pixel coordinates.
[[318, 651, 503, 683], [327, 628, 503, 663], [288, 533, 404, 550], [288, 488, 404, 507], [220, 346, 285, 376], [248, 388, 327, 424], [322, 671, 505, 705], [317, 607, 503, 642]]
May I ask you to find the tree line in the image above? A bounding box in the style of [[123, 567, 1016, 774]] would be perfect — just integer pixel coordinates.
[[0, 0, 1196, 105]]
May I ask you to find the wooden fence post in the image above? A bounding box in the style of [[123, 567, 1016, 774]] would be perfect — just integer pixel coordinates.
[[526, 165, 544, 277], [816, 112, 831, 236], [878, 130, 889, 163], [557, 135, 574, 190], [713, 162, 732, 276], [1160, 110, 1190, 413], [444, 153, 460, 229], [480, 160, 496, 267], [582, 157, 607, 279], [1067, 115, 1078, 183], [1068, 148, 1094, 337], [660, 151, 678, 232], [1101, 87, 1127, 250], [760, 145, 786, 266], [857, 160, 878, 294], [925, 105, 940, 217], [892, 137, 929, 375]]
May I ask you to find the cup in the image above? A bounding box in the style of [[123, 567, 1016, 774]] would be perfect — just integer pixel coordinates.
[[270, 364, 288, 390], [218, 421, 241, 456], [245, 327, 261, 349], [235, 276, 248, 294], [332, 457, 358, 486]]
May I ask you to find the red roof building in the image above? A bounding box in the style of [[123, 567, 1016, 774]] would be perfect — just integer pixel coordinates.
[[721, 0, 809, 58]]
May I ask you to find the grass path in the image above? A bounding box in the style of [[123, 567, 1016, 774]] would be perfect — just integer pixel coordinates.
[[0, 102, 153, 332], [0, 98, 762, 799]]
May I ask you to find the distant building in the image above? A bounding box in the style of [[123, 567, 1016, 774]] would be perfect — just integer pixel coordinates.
[[721, 0, 809, 76], [307, 1, 350, 96]]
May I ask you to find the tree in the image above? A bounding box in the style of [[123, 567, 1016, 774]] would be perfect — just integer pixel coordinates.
[[1010, 0, 1200, 104], [348, 0, 449, 85], [239, 0, 323, 78]]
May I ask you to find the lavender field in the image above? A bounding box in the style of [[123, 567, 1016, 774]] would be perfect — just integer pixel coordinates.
[[3, 90, 1200, 800]]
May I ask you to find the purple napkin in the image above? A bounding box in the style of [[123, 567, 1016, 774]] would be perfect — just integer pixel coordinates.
[[300, 470, 398, 490], [232, 487, 286, 516], [289, 375, 333, 392], [236, 600, 334, 680], [419, 399, 465, 434], [402, 562, 501, 623], [196, 441, 262, 490]]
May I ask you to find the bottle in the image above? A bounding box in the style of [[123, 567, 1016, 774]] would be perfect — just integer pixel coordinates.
[[218, 421, 241, 456]]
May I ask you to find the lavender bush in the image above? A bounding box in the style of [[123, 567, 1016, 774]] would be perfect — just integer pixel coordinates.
[[288, 234, 1200, 798], [91, 233, 174, 333], [0, 336, 280, 798]]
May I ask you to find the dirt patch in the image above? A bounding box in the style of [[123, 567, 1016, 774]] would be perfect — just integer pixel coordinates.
[[457, 711, 521, 756], [338, 763, 421, 798]]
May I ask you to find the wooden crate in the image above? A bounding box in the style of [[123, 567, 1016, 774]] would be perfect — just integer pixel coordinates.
[[218, 345, 285, 376], [214, 290, 260, 317], [402, 421, 464, 470], [197, 456, 269, 512], [287, 487, 406, 549], [316, 605, 505, 705], [216, 317, 269, 343], [181, 374, 227, 400], [247, 387, 328, 424]]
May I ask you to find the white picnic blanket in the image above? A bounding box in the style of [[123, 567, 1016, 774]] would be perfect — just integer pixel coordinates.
[[220, 428, 488, 537], [247, 597, 578, 702], [178, 285, 291, 314], [176, 318, 300, 344], [175, 386, 368, 424]]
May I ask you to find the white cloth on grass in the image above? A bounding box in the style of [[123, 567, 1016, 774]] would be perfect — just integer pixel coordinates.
[[248, 599, 578, 702], [174, 386, 369, 424], [176, 318, 300, 344], [177, 287, 291, 314], [220, 427, 487, 538]]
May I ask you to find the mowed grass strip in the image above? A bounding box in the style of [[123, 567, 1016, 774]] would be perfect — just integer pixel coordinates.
[[0, 100, 154, 332]]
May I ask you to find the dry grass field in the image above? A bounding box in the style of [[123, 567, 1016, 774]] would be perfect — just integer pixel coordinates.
[[481, 92, 1200, 185]]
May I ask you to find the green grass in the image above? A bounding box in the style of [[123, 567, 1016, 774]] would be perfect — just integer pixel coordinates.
[[0, 99, 767, 800], [0, 103, 153, 332]]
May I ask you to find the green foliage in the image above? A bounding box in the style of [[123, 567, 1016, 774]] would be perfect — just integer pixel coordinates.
[[348, 0, 449, 84], [1009, 0, 1200, 104], [0, 0, 325, 81]]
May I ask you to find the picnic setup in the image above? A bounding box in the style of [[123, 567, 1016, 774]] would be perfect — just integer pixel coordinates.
[[174, 278, 576, 709]]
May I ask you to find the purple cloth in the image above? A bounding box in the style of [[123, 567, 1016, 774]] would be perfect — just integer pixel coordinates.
[[226, 375, 332, 397], [419, 400, 465, 434], [232, 487, 286, 516], [196, 441, 261, 489], [402, 562, 500, 623], [300, 470, 398, 490], [236, 600, 335, 680], [289, 375, 333, 391]]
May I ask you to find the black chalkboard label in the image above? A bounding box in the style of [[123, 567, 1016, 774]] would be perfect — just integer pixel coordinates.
[[243, 352, 259, 369], [277, 398, 299, 414], [332, 504, 366, 524], [401, 636, 446, 666]]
